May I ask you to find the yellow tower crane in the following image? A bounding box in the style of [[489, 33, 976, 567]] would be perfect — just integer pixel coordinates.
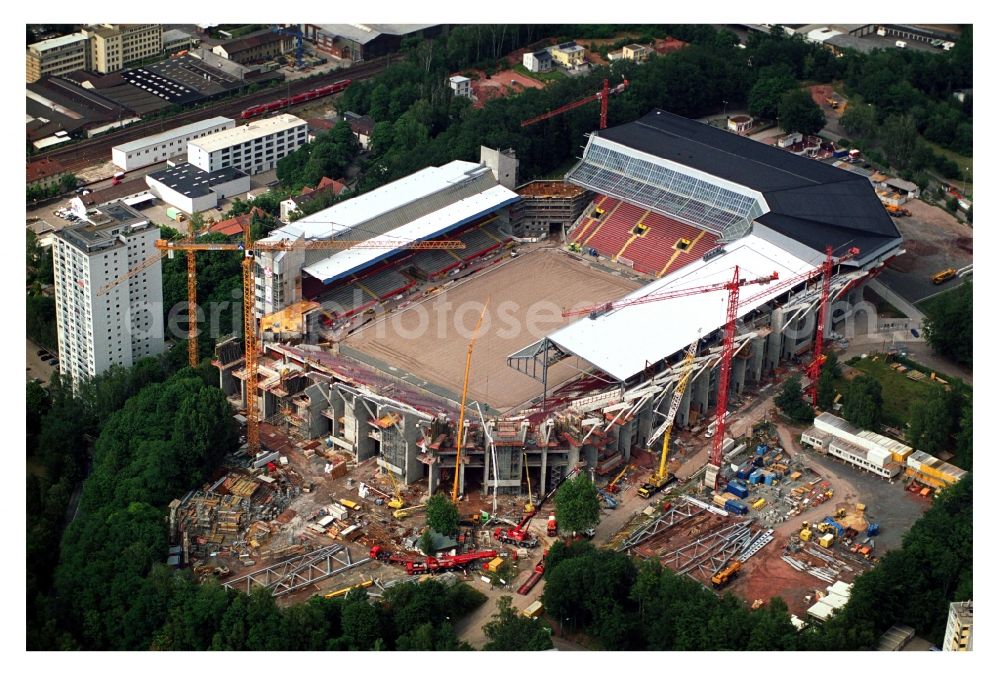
[[452, 299, 490, 503]]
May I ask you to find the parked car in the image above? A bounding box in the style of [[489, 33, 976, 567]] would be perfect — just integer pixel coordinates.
[[36, 349, 46, 356], [47, 358, 58, 366]]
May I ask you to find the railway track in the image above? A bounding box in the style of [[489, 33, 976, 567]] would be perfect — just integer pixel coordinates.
[[31, 54, 403, 169]]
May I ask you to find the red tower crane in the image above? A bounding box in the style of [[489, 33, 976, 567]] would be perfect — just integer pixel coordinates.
[[521, 77, 629, 130], [561, 268, 779, 490]]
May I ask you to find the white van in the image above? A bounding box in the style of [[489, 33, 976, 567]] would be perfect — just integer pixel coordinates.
[[895, 40, 907, 49]]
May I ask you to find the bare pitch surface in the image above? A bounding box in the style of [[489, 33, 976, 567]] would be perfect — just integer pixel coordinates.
[[344, 248, 642, 411]]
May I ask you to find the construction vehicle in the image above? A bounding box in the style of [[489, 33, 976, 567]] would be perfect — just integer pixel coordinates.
[[494, 516, 540, 548], [339, 498, 362, 512], [638, 337, 700, 498], [825, 97, 839, 109], [404, 549, 499, 575], [385, 471, 405, 511], [522, 600, 545, 619], [323, 579, 374, 599], [799, 521, 813, 542], [606, 464, 629, 493], [546, 514, 558, 537], [369, 545, 418, 566], [932, 268, 957, 285], [521, 76, 629, 130], [711, 559, 742, 588], [885, 204, 911, 217], [393, 503, 426, 520]]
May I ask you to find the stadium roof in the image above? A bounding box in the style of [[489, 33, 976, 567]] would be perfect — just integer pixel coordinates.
[[579, 110, 901, 262], [543, 234, 819, 382], [301, 185, 519, 284], [268, 161, 505, 242]]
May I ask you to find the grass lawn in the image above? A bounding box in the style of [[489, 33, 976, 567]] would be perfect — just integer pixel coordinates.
[[836, 356, 943, 428], [924, 140, 973, 190], [512, 63, 566, 83], [916, 283, 968, 313]]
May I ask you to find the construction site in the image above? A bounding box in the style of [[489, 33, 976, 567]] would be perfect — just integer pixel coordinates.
[[133, 105, 953, 622]]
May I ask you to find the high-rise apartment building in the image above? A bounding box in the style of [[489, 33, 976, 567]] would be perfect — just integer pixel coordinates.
[[52, 203, 165, 387], [943, 601, 973, 651]]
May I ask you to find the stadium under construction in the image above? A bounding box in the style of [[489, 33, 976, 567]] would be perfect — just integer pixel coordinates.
[[214, 109, 903, 499]]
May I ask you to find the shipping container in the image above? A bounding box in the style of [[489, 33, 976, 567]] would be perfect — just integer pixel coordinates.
[[752, 498, 766, 510], [339, 498, 362, 511], [866, 448, 892, 467], [713, 494, 729, 507], [522, 601, 544, 619], [752, 456, 764, 468], [486, 557, 504, 573], [756, 444, 768, 456], [748, 469, 764, 485], [328, 504, 349, 520], [725, 499, 749, 515], [866, 522, 880, 536], [726, 480, 749, 499], [166, 207, 184, 221], [819, 533, 835, 548], [736, 465, 752, 481]]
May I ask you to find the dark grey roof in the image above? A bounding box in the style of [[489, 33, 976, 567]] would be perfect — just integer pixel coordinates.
[[596, 109, 901, 258], [149, 162, 247, 197]]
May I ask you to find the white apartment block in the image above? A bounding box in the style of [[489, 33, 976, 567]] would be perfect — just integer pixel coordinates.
[[52, 203, 165, 388], [943, 601, 972, 651], [187, 114, 308, 175], [26, 32, 89, 83], [112, 116, 235, 171]]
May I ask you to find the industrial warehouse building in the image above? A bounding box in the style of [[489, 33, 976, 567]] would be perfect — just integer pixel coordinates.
[[187, 114, 308, 175], [145, 163, 250, 214], [112, 116, 235, 171], [215, 109, 903, 498], [52, 203, 165, 387]]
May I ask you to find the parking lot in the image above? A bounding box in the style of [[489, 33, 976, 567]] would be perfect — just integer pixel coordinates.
[[27, 339, 57, 384]]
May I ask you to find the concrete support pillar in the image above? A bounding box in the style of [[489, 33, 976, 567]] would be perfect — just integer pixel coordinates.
[[767, 308, 785, 372], [675, 380, 692, 428], [540, 448, 548, 495], [636, 397, 654, 449], [693, 369, 711, 415], [458, 459, 466, 497], [750, 337, 765, 383], [403, 419, 420, 484], [428, 461, 440, 495], [732, 356, 747, 396]]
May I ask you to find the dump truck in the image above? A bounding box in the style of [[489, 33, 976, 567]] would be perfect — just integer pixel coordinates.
[[711, 560, 742, 588]]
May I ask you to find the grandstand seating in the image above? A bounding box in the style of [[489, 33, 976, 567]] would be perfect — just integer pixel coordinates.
[[356, 268, 415, 301], [569, 193, 719, 277], [317, 282, 375, 319], [411, 247, 462, 278]]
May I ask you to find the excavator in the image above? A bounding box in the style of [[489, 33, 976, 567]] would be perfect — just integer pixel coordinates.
[[385, 470, 405, 511], [606, 464, 630, 494], [393, 503, 426, 520]]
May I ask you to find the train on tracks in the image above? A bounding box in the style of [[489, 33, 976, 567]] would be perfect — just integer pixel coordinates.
[[240, 79, 352, 119]]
